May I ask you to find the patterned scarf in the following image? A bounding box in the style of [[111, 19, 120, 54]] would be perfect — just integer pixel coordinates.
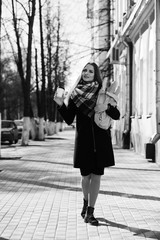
[[71, 80, 99, 117]]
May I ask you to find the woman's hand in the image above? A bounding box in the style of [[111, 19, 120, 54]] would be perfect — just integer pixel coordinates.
[[53, 88, 66, 106], [54, 94, 65, 106], [108, 97, 117, 107]]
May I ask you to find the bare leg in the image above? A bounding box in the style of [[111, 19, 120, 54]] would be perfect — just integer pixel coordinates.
[[81, 174, 91, 200], [84, 174, 101, 225], [88, 174, 101, 207]]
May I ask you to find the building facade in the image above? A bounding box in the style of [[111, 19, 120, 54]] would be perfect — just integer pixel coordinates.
[[87, 0, 160, 165]]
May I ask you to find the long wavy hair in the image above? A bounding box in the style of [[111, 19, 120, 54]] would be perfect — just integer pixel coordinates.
[[80, 62, 102, 87]]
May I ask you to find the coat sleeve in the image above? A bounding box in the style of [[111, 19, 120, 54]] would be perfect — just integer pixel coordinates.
[[106, 104, 120, 120], [58, 99, 76, 125]]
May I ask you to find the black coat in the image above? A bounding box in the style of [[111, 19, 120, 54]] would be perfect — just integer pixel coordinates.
[[58, 99, 120, 169]]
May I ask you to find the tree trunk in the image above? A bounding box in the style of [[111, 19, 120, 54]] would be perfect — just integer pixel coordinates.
[[38, 0, 46, 140], [11, 0, 36, 145], [0, 0, 2, 114]]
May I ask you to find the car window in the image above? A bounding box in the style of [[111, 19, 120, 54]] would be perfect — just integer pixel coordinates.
[[2, 121, 11, 128], [15, 121, 23, 126], [2, 121, 15, 128]]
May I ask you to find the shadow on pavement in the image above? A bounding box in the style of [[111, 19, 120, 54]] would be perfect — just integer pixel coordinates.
[[0, 174, 160, 202], [0, 175, 81, 192], [97, 218, 160, 239], [0, 157, 21, 160], [2, 158, 73, 166], [99, 189, 160, 201], [45, 137, 67, 140], [114, 167, 160, 172]]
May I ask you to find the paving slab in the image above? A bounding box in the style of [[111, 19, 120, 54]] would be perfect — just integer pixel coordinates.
[[0, 129, 160, 240]]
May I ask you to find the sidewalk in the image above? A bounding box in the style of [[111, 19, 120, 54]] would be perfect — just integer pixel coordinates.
[[0, 129, 160, 240]]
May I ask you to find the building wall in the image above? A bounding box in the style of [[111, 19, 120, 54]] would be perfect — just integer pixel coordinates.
[[112, 0, 160, 164], [130, 10, 156, 156], [111, 48, 129, 149], [88, 0, 160, 163], [91, 0, 110, 66]]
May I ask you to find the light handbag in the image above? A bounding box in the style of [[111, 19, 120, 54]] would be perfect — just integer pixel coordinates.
[[94, 81, 119, 130]]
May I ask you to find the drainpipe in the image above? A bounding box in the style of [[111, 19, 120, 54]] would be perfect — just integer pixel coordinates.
[[128, 42, 133, 139], [145, 0, 160, 163], [155, 0, 160, 134], [122, 37, 133, 149]]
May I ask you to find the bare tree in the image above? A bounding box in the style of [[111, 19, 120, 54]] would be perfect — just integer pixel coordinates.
[[0, 0, 2, 49], [44, 1, 70, 134], [35, 48, 40, 117], [11, 0, 36, 145], [0, 0, 2, 114], [45, 0, 55, 134], [37, 0, 46, 140]]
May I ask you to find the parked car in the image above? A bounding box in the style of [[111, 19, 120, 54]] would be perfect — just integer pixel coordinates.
[[1, 120, 19, 144], [14, 119, 23, 139]]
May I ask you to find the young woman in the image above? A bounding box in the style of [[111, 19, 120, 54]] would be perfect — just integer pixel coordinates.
[[54, 62, 120, 225]]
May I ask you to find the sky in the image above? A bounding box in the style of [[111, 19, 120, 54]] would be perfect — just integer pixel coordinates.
[[1, 0, 92, 90], [59, 0, 92, 87]]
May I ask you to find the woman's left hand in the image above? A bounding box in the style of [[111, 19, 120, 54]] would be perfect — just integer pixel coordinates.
[[108, 97, 117, 107]]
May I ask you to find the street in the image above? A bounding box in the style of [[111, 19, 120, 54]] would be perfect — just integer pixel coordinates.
[[0, 128, 160, 240]]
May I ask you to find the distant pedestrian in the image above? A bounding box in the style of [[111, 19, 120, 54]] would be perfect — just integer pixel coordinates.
[[54, 62, 120, 225]]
